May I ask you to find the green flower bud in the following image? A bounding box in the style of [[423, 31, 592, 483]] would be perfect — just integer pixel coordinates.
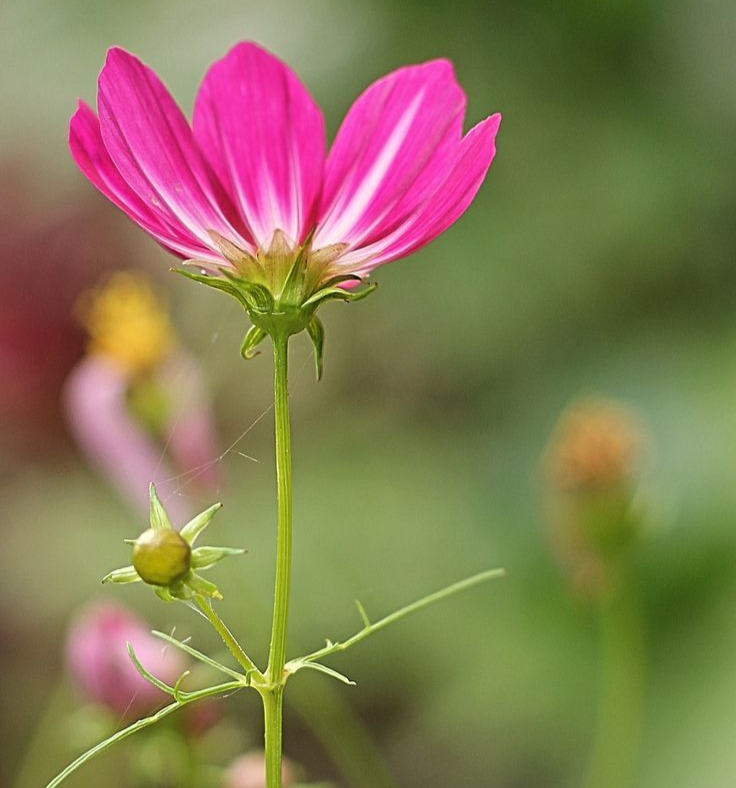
[[104, 486, 242, 601], [133, 528, 191, 586]]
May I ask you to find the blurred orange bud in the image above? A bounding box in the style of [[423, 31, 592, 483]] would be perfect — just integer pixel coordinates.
[[546, 399, 643, 493], [543, 397, 648, 599]]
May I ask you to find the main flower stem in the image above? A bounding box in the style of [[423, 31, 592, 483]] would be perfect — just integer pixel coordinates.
[[583, 570, 645, 788], [264, 332, 293, 788]]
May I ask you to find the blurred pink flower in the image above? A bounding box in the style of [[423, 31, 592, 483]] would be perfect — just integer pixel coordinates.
[[0, 162, 132, 455], [65, 600, 185, 719], [70, 43, 500, 282], [64, 272, 221, 523], [65, 354, 218, 524], [224, 751, 296, 788]]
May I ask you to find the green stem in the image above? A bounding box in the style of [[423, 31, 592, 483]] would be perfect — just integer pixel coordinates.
[[44, 681, 243, 788], [263, 686, 285, 788], [295, 568, 505, 665], [194, 595, 261, 679], [582, 573, 645, 788], [265, 333, 293, 788], [288, 679, 400, 788]]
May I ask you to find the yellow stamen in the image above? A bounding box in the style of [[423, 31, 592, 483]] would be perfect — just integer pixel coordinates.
[[76, 271, 175, 374]]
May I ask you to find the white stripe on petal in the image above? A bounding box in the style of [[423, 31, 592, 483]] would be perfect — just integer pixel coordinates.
[[315, 91, 424, 246]]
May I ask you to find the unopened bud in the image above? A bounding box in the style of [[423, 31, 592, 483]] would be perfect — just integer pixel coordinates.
[[546, 399, 642, 493], [543, 397, 648, 599], [132, 528, 191, 586]]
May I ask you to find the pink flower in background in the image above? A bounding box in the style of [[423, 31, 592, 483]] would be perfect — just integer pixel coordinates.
[[65, 354, 219, 524], [69, 43, 500, 284], [64, 272, 221, 524], [224, 751, 297, 788], [0, 161, 132, 457], [65, 601, 185, 719]]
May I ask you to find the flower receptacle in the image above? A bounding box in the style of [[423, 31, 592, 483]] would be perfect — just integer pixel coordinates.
[[175, 230, 376, 377]]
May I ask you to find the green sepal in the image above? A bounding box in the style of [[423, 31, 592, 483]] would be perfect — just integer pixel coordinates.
[[279, 240, 312, 306], [173, 267, 251, 311], [191, 545, 245, 570], [206, 231, 265, 281], [185, 572, 223, 600], [316, 274, 363, 290], [240, 325, 267, 360], [306, 316, 325, 381], [219, 269, 275, 312], [102, 566, 140, 585], [302, 281, 377, 308], [153, 585, 176, 603], [148, 484, 173, 531], [180, 502, 222, 545]]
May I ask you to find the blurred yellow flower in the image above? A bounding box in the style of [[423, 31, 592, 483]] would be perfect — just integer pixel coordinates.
[[76, 271, 175, 374]]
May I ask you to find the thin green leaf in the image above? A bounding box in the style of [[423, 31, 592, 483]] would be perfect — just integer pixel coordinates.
[[290, 660, 356, 686], [172, 671, 191, 703], [355, 599, 371, 628], [150, 631, 246, 682], [180, 502, 223, 545], [43, 680, 242, 788], [127, 643, 176, 695], [296, 568, 506, 664]]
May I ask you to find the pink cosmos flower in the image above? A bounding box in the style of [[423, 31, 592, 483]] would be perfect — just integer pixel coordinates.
[[69, 43, 500, 292], [65, 600, 186, 719]]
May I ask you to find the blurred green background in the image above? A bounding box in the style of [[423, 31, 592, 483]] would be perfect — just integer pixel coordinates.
[[2, 0, 736, 786]]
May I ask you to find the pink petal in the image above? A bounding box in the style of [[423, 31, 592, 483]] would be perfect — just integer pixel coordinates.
[[64, 356, 194, 524], [193, 42, 326, 248], [336, 113, 501, 273], [159, 354, 222, 494], [314, 60, 465, 249], [69, 101, 221, 262], [97, 47, 253, 256], [66, 601, 185, 718]]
